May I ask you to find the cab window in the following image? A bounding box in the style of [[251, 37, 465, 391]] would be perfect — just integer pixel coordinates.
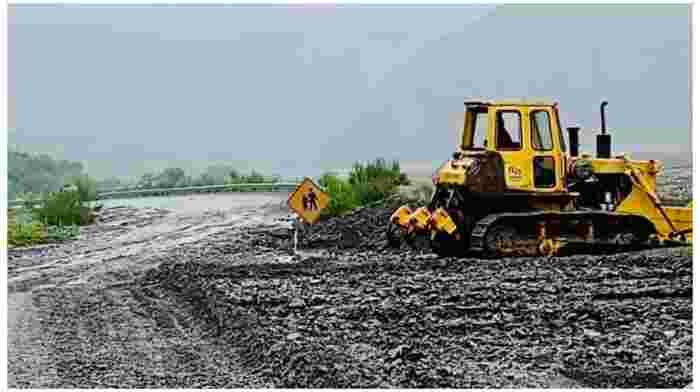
[[462, 106, 489, 149], [496, 111, 522, 150], [531, 110, 553, 151], [472, 111, 489, 148]]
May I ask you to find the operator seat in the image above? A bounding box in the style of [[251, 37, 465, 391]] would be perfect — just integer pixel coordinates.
[[497, 116, 518, 149]]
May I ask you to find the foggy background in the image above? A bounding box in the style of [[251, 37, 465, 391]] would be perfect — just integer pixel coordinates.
[[8, 4, 691, 180]]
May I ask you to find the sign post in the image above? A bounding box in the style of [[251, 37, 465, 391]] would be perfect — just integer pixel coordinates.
[[293, 214, 299, 254], [287, 177, 329, 255]]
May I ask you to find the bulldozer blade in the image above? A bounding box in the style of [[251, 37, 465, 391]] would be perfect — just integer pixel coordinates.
[[659, 206, 692, 243]]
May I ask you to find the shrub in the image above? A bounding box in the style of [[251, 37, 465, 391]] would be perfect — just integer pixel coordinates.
[[318, 159, 409, 218], [71, 174, 98, 202], [348, 159, 407, 205], [319, 174, 360, 218], [33, 190, 94, 226], [243, 170, 266, 184]]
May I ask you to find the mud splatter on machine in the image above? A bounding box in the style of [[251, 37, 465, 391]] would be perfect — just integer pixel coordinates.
[[388, 99, 692, 257]]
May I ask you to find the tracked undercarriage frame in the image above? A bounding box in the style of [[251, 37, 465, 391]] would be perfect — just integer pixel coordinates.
[[389, 188, 689, 258]]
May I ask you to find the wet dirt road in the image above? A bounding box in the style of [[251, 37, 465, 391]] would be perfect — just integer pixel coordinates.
[[7, 193, 289, 388]]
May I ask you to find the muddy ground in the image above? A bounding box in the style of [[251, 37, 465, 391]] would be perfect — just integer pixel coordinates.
[[7, 173, 693, 388]]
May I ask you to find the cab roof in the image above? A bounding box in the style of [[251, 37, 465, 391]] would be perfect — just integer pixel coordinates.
[[464, 98, 557, 107]]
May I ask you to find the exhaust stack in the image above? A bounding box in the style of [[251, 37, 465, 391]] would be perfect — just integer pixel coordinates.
[[567, 126, 580, 157], [596, 101, 611, 158]]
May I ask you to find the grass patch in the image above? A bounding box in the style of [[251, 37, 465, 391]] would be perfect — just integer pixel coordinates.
[[8, 184, 96, 247], [319, 159, 409, 218]]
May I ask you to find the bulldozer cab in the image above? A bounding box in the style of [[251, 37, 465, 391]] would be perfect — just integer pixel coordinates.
[[461, 99, 567, 193]]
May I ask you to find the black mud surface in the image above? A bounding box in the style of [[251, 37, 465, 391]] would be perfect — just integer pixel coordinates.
[[8, 190, 693, 388], [143, 203, 692, 388]]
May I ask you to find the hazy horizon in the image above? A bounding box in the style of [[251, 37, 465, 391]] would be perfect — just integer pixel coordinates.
[[9, 4, 691, 180]]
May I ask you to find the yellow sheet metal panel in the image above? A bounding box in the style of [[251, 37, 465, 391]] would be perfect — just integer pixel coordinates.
[[438, 163, 467, 185], [590, 157, 659, 180], [663, 206, 693, 241], [616, 181, 693, 240], [590, 158, 627, 173]]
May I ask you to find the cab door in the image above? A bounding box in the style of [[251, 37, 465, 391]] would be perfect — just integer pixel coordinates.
[[492, 106, 565, 192], [528, 107, 565, 192], [491, 106, 533, 191]]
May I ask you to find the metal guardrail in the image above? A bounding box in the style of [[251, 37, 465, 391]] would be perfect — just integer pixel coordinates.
[[96, 182, 299, 200], [95, 178, 306, 194], [8, 181, 302, 208]]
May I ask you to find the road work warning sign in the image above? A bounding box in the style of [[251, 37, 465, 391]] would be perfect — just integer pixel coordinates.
[[287, 177, 329, 224]]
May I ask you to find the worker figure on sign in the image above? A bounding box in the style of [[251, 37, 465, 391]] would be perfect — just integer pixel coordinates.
[[302, 194, 309, 210], [305, 188, 318, 211]]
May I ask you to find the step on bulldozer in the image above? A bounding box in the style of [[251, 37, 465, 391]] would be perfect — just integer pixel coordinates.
[[388, 99, 693, 257]]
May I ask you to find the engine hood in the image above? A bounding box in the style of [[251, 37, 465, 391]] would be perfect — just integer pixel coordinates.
[[436, 156, 480, 186]]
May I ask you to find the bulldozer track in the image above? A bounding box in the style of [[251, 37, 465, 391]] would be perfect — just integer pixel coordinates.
[[470, 210, 673, 257]]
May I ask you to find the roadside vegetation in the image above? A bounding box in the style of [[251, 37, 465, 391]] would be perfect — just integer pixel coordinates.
[[8, 189, 94, 248], [319, 158, 410, 218], [134, 166, 280, 189], [8, 180, 97, 248]]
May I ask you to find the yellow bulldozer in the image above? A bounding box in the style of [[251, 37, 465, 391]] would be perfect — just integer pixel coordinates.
[[388, 99, 692, 257]]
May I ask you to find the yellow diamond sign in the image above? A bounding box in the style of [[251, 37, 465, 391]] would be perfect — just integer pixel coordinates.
[[287, 177, 329, 224]]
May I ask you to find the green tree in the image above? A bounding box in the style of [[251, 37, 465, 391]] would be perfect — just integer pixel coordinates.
[[156, 167, 186, 188], [137, 173, 156, 188], [244, 170, 265, 183]]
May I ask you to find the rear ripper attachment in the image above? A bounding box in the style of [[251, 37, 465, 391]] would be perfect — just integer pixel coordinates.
[[386, 98, 692, 258]]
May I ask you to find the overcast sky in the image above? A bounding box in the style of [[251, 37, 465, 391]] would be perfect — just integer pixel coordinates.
[[8, 4, 691, 179]]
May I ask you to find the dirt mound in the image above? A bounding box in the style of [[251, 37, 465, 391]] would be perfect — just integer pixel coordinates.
[[276, 196, 416, 251], [146, 247, 692, 388]]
